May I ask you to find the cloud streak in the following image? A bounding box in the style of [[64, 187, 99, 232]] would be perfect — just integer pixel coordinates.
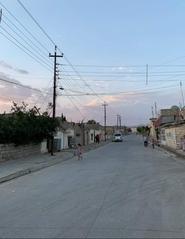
[[0, 72, 50, 113], [0, 60, 29, 75]]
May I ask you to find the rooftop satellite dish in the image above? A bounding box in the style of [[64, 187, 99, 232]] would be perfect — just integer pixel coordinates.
[[171, 105, 179, 110]]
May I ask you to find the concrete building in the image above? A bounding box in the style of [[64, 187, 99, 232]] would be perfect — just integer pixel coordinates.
[[148, 107, 185, 145], [83, 123, 103, 145]]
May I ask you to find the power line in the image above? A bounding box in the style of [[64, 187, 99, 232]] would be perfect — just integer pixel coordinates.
[[62, 64, 185, 68], [61, 70, 185, 74], [59, 90, 85, 119], [60, 84, 178, 96], [58, 77, 87, 107], [15, 0, 164, 116], [0, 1, 49, 54], [0, 29, 52, 72], [62, 64, 145, 68], [9, 0, 184, 120], [60, 78, 185, 83], [59, 58, 105, 104], [17, 0, 56, 47], [3, 14, 49, 57], [33, 79, 53, 107], [59, 66, 86, 89], [1, 19, 53, 69], [61, 73, 185, 78], [0, 25, 52, 70], [0, 76, 52, 94], [16, 0, 105, 106]]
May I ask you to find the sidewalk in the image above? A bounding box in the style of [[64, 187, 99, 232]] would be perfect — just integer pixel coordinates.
[[0, 140, 110, 184], [159, 145, 185, 159]]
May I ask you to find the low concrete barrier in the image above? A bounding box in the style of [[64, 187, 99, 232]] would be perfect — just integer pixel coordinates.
[[0, 144, 40, 162]]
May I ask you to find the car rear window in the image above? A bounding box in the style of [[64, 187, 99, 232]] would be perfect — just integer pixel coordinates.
[[115, 134, 121, 137]]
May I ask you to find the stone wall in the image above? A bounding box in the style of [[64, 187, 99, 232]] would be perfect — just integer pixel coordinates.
[[161, 124, 185, 149], [175, 125, 185, 149], [0, 144, 41, 162], [164, 128, 176, 149]]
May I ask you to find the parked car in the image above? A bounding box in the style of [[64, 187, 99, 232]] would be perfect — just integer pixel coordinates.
[[113, 133, 123, 142]]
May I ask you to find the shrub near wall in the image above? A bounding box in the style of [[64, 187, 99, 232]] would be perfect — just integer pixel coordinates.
[[0, 102, 59, 161]]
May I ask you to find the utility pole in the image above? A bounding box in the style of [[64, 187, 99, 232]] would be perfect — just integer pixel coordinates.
[[154, 102, 157, 117], [102, 102, 108, 141], [151, 106, 154, 118], [49, 45, 63, 155], [119, 115, 122, 130], [0, 9, 2, 23], [117, 115, 119, 129], [180, 81, 185, 108], [117, 114, 121, 130]]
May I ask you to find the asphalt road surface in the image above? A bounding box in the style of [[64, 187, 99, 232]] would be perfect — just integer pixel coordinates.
[[1, 135, 185, 238]]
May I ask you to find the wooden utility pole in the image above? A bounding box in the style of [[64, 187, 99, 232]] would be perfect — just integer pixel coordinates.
[[119, 115, 122, 130], [180, 81, 185, 108], [49, 45, 63, 155], [0, 9, 2, 23], [117, 115, 119, 129], [154, 102, 158, 117], [117, 114, 121, 130], [151, 106, 154, 118], [102, 102, 108, 141]]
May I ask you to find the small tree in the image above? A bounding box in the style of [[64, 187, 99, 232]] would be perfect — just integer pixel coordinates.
[[0, 102, 59, 145], [137, 126, 150, 136], [61, 113, 67, 122], [87, 120, 97, 124]]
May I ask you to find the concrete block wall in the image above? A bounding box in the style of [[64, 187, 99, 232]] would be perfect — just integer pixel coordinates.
[[175, 125, 185, 149], [164, 128, 176, 149], [0, 144, 40, 162]]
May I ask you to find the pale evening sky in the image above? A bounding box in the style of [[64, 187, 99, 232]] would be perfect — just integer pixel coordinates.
[[0, 0, 185, 126]]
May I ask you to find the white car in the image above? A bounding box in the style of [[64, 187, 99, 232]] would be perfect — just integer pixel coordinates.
[[113, 133, 123, 142]]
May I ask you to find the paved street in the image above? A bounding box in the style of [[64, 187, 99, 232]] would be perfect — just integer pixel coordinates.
[[1, 135, 185, 238]]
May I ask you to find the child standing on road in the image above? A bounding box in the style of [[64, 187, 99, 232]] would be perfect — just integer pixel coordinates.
[[76, 143, 83, 160]]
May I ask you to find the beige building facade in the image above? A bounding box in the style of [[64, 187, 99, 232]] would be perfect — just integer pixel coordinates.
[[160, 123, 185, 149]]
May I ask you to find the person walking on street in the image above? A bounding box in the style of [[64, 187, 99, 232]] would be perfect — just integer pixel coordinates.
[[143, 135, 148, 147], [151, 138, 155, 149], [95, 134, 100, 144], [76, 143, 83, 160]]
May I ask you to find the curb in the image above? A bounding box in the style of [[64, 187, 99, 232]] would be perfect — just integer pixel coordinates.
[[0, 153, 74, 184], [0, 141, 111, 184]]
